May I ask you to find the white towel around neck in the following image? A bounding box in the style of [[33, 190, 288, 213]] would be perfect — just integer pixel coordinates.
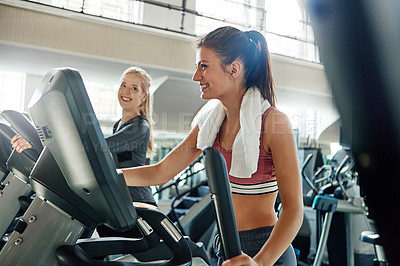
[[196, 87, 271, 178]]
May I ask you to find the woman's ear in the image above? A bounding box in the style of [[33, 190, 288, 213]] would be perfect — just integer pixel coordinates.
[[141, 91, 148, 103], [229, 61, 242, 79]]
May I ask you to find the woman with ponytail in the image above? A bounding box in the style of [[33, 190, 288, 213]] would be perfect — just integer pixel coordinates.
[[122, 26, 302, 265]]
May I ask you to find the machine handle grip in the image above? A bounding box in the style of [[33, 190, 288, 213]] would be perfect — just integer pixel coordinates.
[[203, 146, 241, 260], [1, 110, 43, 151], [0, 122, 40, 162]]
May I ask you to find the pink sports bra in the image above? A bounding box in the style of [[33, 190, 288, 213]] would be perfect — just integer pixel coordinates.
[[213, 107, 278, 195]]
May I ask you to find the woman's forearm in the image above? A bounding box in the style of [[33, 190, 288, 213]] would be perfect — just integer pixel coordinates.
[[122, 163, 168, 187], [122, 126, 202, 187]]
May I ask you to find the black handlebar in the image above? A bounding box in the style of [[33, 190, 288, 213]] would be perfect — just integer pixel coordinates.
[[332, 155, 350, 182], [56, 207, 192, 266], [301, 153, 319, 195], [1, 111, 43, 162], [0, 123, 17, 140], [1, 110, 43, 151], [333, 155, 351, 198], [0, 122, 40, 163], [203, 147, 241, 260]]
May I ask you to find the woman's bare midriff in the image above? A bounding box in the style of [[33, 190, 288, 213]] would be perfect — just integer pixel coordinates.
[[232, 191, 278, 231]]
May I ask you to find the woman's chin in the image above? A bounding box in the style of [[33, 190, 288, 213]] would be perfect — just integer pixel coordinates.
[[200, 93, 212, 100]]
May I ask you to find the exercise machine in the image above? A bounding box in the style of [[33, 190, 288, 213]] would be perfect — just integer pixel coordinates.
[[299, 149, 378, 266], [0, 68, 241, 265], [0, 68, 201, 265], [311, 153, 375, 266], [0, 111, 43, 242]]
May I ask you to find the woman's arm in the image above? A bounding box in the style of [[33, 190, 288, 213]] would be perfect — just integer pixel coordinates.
[[11, 134, 32, 153], [122, 125, 202, 187], [253, 109, 304, 265]]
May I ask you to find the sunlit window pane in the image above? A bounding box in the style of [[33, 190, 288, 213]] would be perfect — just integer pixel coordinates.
[[26, 0, 319, 61], [85, 81, 119, 122], [0, 71, 25, 112]]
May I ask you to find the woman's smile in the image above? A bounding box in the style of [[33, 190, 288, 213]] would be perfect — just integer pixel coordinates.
[[121, 96, 132, 102], [200, 83, 209, 91]]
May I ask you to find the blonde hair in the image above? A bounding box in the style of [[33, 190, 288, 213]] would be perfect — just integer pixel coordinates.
[[120, 66, 154, 157]]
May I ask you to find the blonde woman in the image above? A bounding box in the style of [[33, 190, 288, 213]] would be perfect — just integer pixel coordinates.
[[104, 66, 155, 206]]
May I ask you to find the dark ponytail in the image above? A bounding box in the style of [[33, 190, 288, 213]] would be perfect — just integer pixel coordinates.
[[194, 26, 276, 106]]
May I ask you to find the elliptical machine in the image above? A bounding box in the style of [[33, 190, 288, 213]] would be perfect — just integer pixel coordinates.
[[301, 149, 377, 266], [0, 110, 43, 245], [0, 67, 242, 265], [0, 68, 202, 265]]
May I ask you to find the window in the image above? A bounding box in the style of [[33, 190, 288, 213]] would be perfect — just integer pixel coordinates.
[[0, 70, 25, 112], [83, 0, 143, 23], [264, 0, 317, 61], [27, 0, 143, 22], [195, 0, 261, 35], [85, 81, 120, 135], [195, 0, 317, 61], [279, 106, 320, 147], [26, 0, 319, 62]]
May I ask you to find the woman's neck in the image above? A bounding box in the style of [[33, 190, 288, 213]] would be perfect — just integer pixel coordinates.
[[220, 87, 246, 121]]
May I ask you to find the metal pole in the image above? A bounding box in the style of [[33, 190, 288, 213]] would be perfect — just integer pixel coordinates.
[[180, 0, 186, 32], [313, 212, 333, 266], [345, 213, 355, 266]]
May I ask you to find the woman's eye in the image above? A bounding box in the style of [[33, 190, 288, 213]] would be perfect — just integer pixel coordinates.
[[201, 64, 207, 70], [120, 84, 126, 88], [132, 87, 138, 91]]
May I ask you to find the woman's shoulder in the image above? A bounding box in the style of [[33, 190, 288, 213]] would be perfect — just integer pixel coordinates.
[[137, 115, 150, 129], [114, 115, 150, 136], [263, 108, 292, 133], [263, 107, 289, 122]]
